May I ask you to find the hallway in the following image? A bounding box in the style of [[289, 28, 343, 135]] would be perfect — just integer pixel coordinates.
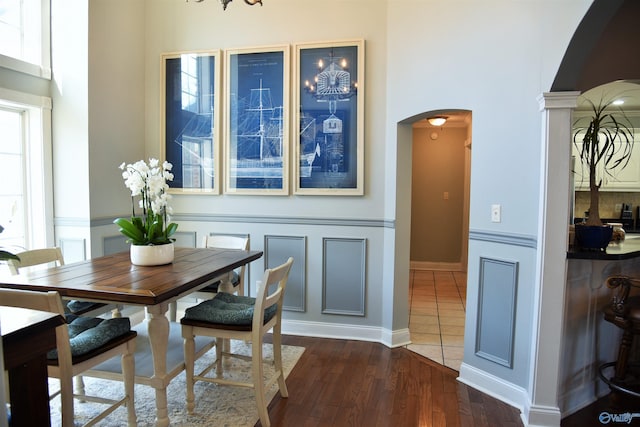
[[407, 269, 467, 371]]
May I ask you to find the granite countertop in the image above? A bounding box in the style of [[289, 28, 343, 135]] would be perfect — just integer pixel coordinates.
[[568, 234, 640, 260]]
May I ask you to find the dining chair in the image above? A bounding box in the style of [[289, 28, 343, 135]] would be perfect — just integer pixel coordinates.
[[0, 288, 137, 427], [6, 247, 121, 318], [7, 247, 129, 403], [169, 234, 250, 322], [181, 257, 294, 427]]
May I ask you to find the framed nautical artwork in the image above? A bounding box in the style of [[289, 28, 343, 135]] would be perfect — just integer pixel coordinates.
[[293, 40, 365, 195], [223, 45, 290, 195], [161, 50, 222, 194]]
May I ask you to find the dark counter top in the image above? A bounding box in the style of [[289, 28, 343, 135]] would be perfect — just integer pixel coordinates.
[[568, 234, 640, 260]]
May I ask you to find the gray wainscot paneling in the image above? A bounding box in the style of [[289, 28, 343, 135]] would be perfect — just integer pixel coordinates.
[[264, 235, 306, 312], [322, 237, 366, 316], [174, 231, 197, 248], [59, 238, 87, 263], [103, 231, 196, 257], [475, 257, 518, 368], [103, 235, 129, 256]]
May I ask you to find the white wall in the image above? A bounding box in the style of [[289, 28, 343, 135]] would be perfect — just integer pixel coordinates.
[[384, 0, 591, 424]]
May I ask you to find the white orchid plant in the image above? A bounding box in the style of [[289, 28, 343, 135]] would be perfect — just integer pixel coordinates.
[[114, 158, 178, 246]]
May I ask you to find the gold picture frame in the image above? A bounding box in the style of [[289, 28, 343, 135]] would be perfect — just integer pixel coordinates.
[[160, 50, 222, 194], [223, 45, 290, 195], [293, 40, 365, 195]]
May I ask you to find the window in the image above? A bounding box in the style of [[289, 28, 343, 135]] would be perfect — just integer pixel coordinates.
[[0, 88, 53, 252], [0, 0, 51, 78]]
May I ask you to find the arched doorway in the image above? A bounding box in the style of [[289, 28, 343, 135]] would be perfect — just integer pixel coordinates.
[[401, 109, 471, 370]]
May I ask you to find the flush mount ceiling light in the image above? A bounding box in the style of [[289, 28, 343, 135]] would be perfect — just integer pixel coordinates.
[[427, 116, 447, 126], [189, 0, 263, 11]]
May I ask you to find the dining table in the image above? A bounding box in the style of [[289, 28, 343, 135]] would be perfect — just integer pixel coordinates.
[[0, 246, 263, 427], [1, 306, 65, 427]]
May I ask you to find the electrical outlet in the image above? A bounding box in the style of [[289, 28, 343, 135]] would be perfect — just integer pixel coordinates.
[[491, 204, 501, 223], [615, 203, 623, 212]]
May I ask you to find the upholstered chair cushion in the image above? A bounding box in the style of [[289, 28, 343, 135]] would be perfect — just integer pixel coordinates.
[[66, 300, 103, 314], [47, 315, 132, 359], [183, 291, 277, 326]]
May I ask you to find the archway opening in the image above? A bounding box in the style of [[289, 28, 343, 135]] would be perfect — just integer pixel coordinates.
[[401, 109, 471, 370]]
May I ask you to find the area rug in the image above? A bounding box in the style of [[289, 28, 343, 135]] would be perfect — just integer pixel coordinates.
[[48, 341, 305, 426]]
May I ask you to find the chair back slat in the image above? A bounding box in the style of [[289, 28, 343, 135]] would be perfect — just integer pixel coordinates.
[[7, 247, 65, 275], [0, 288, 66, 315], [202, 234, 249, 251], [253, 257, 293, 331], [202, 234, 250, 295]]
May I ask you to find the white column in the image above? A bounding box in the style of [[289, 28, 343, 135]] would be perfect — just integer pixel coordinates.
[[525, 92, 579, 426]]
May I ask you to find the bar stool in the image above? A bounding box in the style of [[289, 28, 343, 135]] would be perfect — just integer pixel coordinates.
[[599, 275, 640, 397]]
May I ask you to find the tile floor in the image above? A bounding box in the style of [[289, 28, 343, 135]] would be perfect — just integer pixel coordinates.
[[407, 269, 467, 371]]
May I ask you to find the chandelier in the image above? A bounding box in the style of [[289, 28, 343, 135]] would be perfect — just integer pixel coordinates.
[[189, 0, 263, 10]]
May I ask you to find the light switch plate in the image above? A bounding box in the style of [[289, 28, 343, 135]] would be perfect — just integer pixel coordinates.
[[491, 204, 501, 223]]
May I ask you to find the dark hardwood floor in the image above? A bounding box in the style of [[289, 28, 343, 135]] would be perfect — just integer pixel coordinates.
[[261, 335, 523, 427], [561, 392, 640, 427], [261, 335, 640, 426]]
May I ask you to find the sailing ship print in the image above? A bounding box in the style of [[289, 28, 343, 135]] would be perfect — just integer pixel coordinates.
[[231, 79, 283, 187]]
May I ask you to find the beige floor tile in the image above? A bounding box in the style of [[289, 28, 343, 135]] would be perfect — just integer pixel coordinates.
[[410, 332, 442, 345], [441, 334, 464, 346], [411, 307, 439, 317], [442, 345, 464, 360], [409, 269, 467, 371], [409, 322, 441, 334], [412, 279, 435, 287], [411, 291, 436, 300], [437, 307, 466, 318], [411, 300, 438, 309], [438, 291, 459, 301], [440, 324, 465, 335], [439, 315, 465, 326], [409, 314, 439, 325], [437, 301, 465, 311]]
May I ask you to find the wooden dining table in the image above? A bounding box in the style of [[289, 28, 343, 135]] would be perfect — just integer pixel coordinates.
[[0, 246, 263, 427], [1, 306, 65, 427]]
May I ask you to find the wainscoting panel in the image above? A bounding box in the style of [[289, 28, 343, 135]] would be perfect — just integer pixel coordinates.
[[174, 231, 197, 248], [103, 231, 196, 257], [264, 235, 306, 312], [59, 238, 86, 263], [103, 235, 128, 256], [475, 257, 518, 368], [322, 237, 366, 316]]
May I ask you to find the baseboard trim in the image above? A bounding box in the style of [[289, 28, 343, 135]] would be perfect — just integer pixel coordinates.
[[281, 320, 410, 348], [410, 260, 463, 271], [458, 364, 561, 426], [458, 362, 527, 419], [524, 404, 562, 427]]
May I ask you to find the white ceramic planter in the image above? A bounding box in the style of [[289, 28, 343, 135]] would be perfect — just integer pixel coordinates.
[[130, 242, 174, 266]]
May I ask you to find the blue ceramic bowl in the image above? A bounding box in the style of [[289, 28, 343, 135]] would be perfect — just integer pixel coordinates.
[[575, 224, 613, 251]]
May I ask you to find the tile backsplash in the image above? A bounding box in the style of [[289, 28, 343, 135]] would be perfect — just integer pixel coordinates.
[[574, 191, 640, 221]]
